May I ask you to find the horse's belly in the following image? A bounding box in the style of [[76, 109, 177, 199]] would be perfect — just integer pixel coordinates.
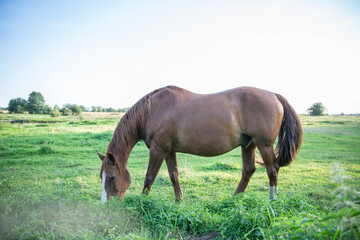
[[174, 126, 241, 157], [176, 141, 237, 157], [177, 145, 235, 157]]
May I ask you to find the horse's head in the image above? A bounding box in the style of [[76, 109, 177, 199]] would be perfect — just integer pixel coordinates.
[[97, 151, 131, 203]]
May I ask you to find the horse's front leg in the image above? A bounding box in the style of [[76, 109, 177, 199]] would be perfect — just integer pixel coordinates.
[[142, 144, 167, 195], [165, 153, 183, 202]]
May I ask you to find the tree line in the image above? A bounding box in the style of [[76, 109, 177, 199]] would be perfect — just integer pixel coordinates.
[[5, 91, 328, 116], [6, 91, 129, 117]]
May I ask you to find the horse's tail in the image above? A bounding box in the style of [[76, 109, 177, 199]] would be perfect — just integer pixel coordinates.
[[255, 152, 265, 167], [275, 94, 303, 167]]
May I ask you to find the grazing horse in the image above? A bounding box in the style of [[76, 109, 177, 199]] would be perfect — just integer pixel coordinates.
[[97, 86, 302, 203]]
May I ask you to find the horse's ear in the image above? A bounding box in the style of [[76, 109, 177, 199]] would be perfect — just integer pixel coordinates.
[[106, 152, 116, 163], [96, 150, 105, 161]]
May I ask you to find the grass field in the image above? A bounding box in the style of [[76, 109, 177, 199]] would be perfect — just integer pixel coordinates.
[[0, 113, 359, 239]]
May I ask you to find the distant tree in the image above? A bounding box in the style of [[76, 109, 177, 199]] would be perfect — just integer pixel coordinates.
[[107, 108, 116, 112], [307, 102, 327, 116], [50, 105, 61, 117], [117, 107, 130, 113], [61, 107, 73, 116], [91, 106, 97, 112], [54, 105, 60, 112], [72, 105, 82, 115], [96, 106, 103, 112], [79, 105, 87, 112], [27, 91, 45, 114], [62, 104, 82, 115], [43, 105, 52, 114], [8, 98, 28, 113]]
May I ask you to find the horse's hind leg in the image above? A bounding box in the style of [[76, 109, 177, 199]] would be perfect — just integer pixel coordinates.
[[142, 144, 167, 195], [234, 142, 256, 195], [257, 145, 279, 200], [165, 153, 183, 202]]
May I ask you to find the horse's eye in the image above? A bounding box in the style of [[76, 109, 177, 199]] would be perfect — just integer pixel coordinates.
[[109, 176, 115, 181]]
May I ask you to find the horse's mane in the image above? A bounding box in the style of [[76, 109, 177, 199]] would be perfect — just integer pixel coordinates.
[[107, 86, 186, 157]]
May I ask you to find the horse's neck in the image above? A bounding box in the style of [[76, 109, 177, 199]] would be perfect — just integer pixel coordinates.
[[107, 117, 141, 163]]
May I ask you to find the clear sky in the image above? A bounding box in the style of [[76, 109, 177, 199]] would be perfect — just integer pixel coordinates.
[[1, 0, 359, 114]]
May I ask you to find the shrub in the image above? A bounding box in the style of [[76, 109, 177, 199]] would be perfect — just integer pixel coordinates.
[[50, 105, 61, 117], [62, 104, 82, 115], [43, 105, 52, 114], [61, 107, 73, 116], [70, 105, 82, 115], [50, 109, 61, 117], [8, 98, 28, 113]]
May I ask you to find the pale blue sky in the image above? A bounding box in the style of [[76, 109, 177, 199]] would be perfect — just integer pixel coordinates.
[[1, 0, 360, 114]]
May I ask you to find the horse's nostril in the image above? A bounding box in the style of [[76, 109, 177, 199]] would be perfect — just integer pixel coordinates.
[[109, 176, 115, 181]]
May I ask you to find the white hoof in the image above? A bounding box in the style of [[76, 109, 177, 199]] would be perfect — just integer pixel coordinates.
[[268, 186, 277, 200]]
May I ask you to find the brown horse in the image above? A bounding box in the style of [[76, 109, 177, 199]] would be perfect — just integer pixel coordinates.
[[97, 86, 302, 203]]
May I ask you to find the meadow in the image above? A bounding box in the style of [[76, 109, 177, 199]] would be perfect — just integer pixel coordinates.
[[0, 112, 359, 239]]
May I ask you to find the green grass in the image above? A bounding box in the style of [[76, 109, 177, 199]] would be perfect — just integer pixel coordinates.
[[0, 113, 359, 239]]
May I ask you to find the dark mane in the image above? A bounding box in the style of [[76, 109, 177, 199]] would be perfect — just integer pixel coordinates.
[[107, 86, 186, 157]]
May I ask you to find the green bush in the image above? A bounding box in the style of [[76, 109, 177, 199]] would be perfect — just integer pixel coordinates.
[[8, 98, 28, 113], [62, 104, 82, 115], [61, 107, 73, 116], [50, 109, 61, 117]]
